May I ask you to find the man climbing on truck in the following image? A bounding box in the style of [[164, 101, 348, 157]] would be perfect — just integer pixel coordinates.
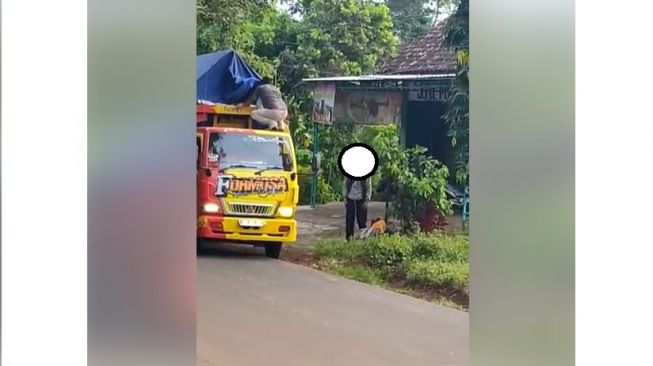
[[237, 80, 288, 131]]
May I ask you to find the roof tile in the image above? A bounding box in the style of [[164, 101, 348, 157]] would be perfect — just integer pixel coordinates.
[[381, 22, 456, 75]]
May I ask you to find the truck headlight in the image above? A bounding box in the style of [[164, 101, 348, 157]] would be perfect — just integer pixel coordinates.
[[203, 202, 220, 213], [278, 206, 294, 218]]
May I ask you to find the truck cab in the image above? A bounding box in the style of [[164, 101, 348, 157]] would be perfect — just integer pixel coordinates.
[[196, 103, 298, 258]]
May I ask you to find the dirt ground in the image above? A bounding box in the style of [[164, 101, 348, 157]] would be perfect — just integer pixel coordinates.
[[291, 201, 464, 246]]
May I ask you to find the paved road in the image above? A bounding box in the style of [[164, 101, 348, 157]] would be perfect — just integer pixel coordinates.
[[197, 246, 469, 366]]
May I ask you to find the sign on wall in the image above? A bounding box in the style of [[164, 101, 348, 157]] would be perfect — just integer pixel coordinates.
[[407, 79, 452, 102], [334, 90, 402, 125], [408, 87, 451, 102], [312, 83, 336, 124]]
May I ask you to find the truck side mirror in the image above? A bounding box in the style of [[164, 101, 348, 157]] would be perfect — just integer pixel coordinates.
[[311, 153, 321, 172]]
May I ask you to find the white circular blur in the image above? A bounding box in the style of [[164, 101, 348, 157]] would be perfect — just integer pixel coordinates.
[[340, 145, 377, 178]]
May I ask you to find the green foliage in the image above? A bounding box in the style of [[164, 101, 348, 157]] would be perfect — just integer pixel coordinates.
[[197, 0, 279, 78], [295, 148, 313, 166], [386, 0, 432, 44], [293, 0, 398, 77], [302, 122, 451, 208], [371, 125, 452, 230], [315, 124, 358, 199], [314, 237, 362, 259], [287, 94, 314, 147], [443, 0, 469, 184], [297, 169, 339, 204], [386, 0, 460, 44], [314, 233, 468, 268], [313, 232, 469, 302], [315, 175, 340, 203], [304, 123, 392, 204], [403, 259, 468, 287], [412, 233, 469, 262], [296, 162, 312, 204], [360, 234, 413, 266]]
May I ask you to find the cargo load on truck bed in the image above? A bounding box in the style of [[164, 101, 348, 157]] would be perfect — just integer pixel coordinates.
[[196, 49, 262, 105], [197, 50, 289, 132]]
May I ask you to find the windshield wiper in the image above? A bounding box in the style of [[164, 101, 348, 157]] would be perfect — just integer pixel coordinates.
[[254, 166, 285, 175], [219, 164, 258, 173]]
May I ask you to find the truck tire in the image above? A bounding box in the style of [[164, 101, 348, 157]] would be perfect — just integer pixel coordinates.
[[265, 243, 283, 259], [197, 238, 207, 254]]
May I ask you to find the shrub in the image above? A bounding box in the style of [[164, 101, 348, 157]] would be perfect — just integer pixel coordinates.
[[315, 175, 339, 203], [412, 234, 469, 262], [315, 234, 469, 268], [297, 169, 339, 205], [403, 260, 469, 288], [371, 126, 452, 232], [360, 234, 413, 267], [295, 148, 312, 166]]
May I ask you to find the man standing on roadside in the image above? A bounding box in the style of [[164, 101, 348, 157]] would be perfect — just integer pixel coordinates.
[[343, 176, 372, 241]]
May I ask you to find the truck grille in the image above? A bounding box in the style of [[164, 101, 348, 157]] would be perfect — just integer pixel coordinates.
[[222, 201, 277, 217]]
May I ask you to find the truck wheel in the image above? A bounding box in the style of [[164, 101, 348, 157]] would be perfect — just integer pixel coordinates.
[[197, 238, 207, 254], [265, 243, 283, 259]]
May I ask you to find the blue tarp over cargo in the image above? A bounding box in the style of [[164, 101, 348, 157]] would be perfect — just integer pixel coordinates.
[[196, 49, 262, 104]]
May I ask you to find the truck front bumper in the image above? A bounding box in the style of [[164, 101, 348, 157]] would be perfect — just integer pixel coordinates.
[[197, 215, 297, 243]]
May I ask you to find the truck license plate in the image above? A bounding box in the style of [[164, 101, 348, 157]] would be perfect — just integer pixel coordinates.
[[238, 219, 264, 228]]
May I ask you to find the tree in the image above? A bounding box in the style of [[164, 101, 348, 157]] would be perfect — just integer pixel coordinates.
[[197, 0, 279, 78], [386, 0, 432, 44], [385, 0, 459, 44], [443, 0, 468, 184], [293, 0, 398, 77], [197, 0, 267, 53]]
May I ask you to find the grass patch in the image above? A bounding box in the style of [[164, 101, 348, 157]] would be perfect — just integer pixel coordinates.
[[404, 260, 469, 288], [322, 262, 387, 286], [312, 233, 469, 309], [314, 238, 365, 260]]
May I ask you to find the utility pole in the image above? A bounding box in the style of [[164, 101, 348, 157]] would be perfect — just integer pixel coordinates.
[[310, 122, 319, 208]]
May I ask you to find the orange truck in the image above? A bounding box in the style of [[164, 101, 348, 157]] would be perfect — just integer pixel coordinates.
[[196, 103, 299, 258]]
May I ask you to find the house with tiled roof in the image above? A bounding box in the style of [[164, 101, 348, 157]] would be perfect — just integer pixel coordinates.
[[303, 22, 458, 179], [381, 22, 457, 173]]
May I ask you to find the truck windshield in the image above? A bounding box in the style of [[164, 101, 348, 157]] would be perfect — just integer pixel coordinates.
[[208, 132, 293, 171]]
